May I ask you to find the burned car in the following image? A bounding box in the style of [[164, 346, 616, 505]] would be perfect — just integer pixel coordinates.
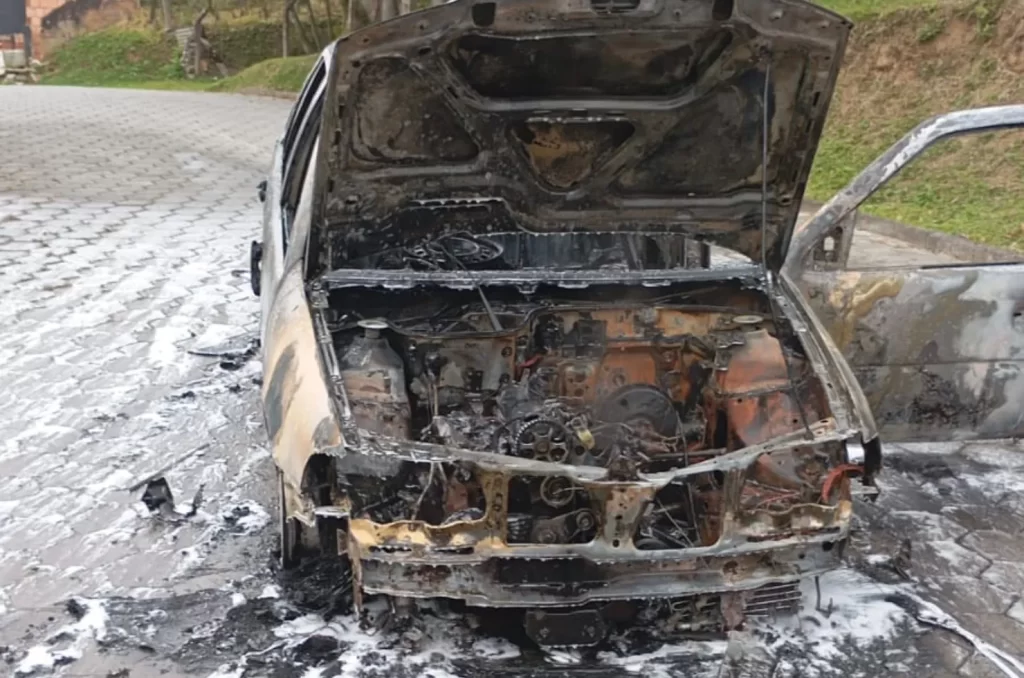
[[251, 0, 1024, 645]]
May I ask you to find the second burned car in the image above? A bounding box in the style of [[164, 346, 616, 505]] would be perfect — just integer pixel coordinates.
[[252, 0, 1024, 646]]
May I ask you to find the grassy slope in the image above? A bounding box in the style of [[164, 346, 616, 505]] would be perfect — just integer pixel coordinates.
[[818, 0, 943, 20], [208, 55, 317, 93], [811, 0, 1024, 250], [41, 27, 186, 86], [39, 26, 313, 93]]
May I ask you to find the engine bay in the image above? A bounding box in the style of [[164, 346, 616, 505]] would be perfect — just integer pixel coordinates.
[[322, 280, 841, 552]]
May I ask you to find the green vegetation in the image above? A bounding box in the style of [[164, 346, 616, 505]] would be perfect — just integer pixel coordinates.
[[42, 28, 185, 86], [39, 25, 314, 94], [814, 0, 943, 21], [916, 13, 947, 42], [209, 55, 316, 93], [811, 123, 1024, 250], [205, 19, 285, 70], [806, 0, 1024, 250]]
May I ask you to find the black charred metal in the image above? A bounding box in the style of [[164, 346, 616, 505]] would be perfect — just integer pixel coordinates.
[[308, 0, 851, 277]]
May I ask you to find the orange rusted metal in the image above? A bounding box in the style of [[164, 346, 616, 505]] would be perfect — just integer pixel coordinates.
[[820, 463, 864, 503], [718, 330, 808, 447]]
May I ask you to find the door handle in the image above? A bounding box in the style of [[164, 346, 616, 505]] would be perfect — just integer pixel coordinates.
[[250, 240, 263, 297]]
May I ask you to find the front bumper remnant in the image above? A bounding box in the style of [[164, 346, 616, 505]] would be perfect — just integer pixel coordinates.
[[330, 426, 854, 616]]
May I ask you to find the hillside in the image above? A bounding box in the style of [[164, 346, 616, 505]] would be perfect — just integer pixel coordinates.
[[810, 0, 1024, 250]]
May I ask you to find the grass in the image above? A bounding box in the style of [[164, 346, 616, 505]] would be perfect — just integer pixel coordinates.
[[815, 0, 944, 20], [208, 55, 316, 93], [810, 125, 1024, 250], [805, 0, 1024, 251], [42, 28, 185, 86], [40, 27, 312, 95]]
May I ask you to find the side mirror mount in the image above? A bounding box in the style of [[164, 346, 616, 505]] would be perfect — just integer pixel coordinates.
[[809, 209, 857, 271]]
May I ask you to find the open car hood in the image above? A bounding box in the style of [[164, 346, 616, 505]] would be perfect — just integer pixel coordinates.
[[316, 0, 849, 271]]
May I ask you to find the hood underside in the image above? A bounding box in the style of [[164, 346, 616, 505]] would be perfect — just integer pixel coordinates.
[[316, 0, 850, 270]]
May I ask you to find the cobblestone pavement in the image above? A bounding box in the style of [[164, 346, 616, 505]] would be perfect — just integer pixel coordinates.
[[0, 87, 293, 674], [0, 86, 1020, 678]]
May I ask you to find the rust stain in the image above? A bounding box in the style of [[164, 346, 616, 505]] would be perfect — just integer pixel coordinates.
[[826, 273, 903, 351]]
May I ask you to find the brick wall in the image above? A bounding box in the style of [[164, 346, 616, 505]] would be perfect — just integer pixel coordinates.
[[26, 0, 69, 58], [0, 34, 25, 51]]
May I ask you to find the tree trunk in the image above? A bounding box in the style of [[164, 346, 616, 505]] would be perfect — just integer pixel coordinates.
[[324, 0, 335, 42], [282, 0, 294, 57], [160, 0, 174, 30], [192, 9, 208, 77], [379, 0, 398, 21], [290, 4, 315, 53], [347, 0, 373, 33], [302, 0, 324, 49]]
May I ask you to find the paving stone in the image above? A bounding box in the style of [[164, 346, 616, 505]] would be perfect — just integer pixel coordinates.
[[924, 576, 1015, 616], [941, 504, 1024, 536], [885, 510, 970, 542], [1008, 601, 1024, 626], [912, 540, 992, 580], [962, 530, 1024, 563], [917, 629, 973, 676], [981, 561, 1024, 596], [958, 613, 1024, 657], [959, 652, 1015, 678], [888, 441, 967, 456], [0, 87, 289, 623], [960, 442, 1024, 468]]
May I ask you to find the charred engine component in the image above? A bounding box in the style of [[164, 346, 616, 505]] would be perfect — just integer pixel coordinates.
[[634, 479, 710, 550], [339, 458, 486, 526], [518, 508, 596, 544], [493, 377, 703, 472], [538, 475, 578, 508], [339, 319, 412, 438], [506, 475, 596, 545], [514, 418, 573, 462], [492, 373, 593, 462], [715, 328, 819, 448], [387, 233, 504, 271], [523, 608, 608, 647], [593, 384, 705, 458], [595, 384, 681, 437]]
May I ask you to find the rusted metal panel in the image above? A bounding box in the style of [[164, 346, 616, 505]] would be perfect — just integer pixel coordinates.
[[800, 265, 1024, 441], [355, 545, 839, 607], [337, 423, 852, 606]]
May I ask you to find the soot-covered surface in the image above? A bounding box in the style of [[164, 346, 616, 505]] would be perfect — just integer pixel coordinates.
[[1, 86, 1022, 678]]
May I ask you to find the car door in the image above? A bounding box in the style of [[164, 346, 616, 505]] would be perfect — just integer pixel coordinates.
[[259, 55, 344, 496], [784, 106, 1024, 442]]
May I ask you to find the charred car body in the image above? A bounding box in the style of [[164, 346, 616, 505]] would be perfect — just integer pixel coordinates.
[[252, 0, 1024, 646]]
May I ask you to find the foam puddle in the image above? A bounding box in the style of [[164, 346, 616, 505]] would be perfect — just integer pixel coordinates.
[[14, 598, 111, 677]]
